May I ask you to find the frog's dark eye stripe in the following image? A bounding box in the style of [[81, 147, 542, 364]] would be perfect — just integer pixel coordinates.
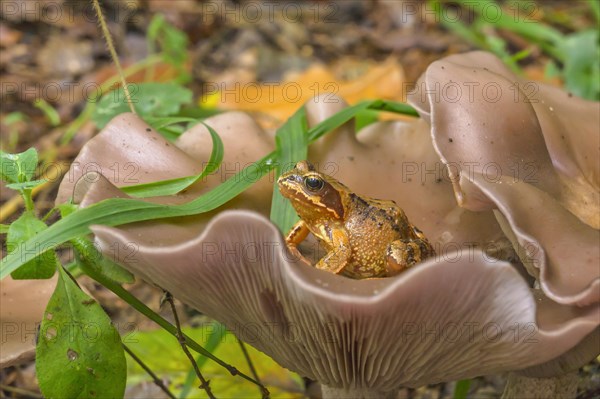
[[304, 176, 325, 192]]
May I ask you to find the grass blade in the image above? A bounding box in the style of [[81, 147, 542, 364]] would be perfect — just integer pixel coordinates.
[[270, 106, 308, 233], [453, 379, 471, 399]]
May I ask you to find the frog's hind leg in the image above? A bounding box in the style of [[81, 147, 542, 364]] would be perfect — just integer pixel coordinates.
[[386, 238, 435, 276]]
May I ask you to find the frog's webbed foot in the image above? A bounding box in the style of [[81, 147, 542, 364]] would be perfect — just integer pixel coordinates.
[[315, 230, 351, 274], [386, 238, 435, 276]]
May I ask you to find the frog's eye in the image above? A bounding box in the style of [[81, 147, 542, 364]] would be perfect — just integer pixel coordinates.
[[304, 176, 324, 192]]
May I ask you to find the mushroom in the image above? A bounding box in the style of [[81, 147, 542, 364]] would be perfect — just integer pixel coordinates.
[[55, 52, 599, 396], [88, 210, 598, 398], [0, 276, 57, 368], [406, 51, 600, 395], [407, 51, 599, 305], [56, 110, 274, 245]]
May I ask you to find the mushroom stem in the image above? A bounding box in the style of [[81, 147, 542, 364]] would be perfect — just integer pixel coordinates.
[[501, 371, 579, 399], [321, 386, 399, 399]]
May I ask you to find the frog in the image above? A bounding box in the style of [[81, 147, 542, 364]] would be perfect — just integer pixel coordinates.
[[277, 160, 436, 279]]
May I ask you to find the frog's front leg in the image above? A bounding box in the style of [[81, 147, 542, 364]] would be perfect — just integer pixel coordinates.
[[386, 237, 435, 276], [315, 229, 351, 274], [285, 220, 310, 259]]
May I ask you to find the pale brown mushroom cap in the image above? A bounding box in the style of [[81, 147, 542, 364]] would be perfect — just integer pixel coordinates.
[[407, 51, 600, 307], [90, 210, 598, 389], [0, 276, 57, 367]]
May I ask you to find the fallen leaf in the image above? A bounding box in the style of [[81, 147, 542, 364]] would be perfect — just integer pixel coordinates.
[[202, 58, 406, 124]]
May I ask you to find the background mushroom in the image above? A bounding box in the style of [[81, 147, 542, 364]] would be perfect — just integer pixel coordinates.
[[407, 50, 600, 395], [0, 276, 57, 368], [407, 51, 599, 306], [56, 110, 274, 246]]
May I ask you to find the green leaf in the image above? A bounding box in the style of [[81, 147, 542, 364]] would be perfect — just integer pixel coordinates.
[[125, 325, 304, 398], [147, 14, 189, 68], [561, 30, 600, 100], [1, 100, 419, 279], [6, 179, 47, 190], [92, 83, 193, 129], [0, 224, 9, 234], [1, 147, 38, 184], [121, 122, 224, 197], [36, 266, 127, 399], [270, 107, 308, 233], [544, 60, 561, 79], [7, 211, 57, 279], [73, 237, 135, 285]]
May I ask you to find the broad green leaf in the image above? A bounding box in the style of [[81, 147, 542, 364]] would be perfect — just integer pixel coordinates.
[[36, 266, 126, 399], [0, 147, 38, 184], [92, 83, 193, 129], [561, 30, 600, 100], [147, 14, 189, 68], [73, 237, 135, 285], [270, 107, 308, 233], [7, 211, 57, 279], [6, 179, 47, 190], [125, 325, 304, 398], [0, 224, 9, 234], [121, 122, 224, 197], [1, 100, 418, 279], [544, 60, 561, 79]]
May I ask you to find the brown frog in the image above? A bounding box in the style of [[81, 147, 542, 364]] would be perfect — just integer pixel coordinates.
[[277, 161, 435, 279]]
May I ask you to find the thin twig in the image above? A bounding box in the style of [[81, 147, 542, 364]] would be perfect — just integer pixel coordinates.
[[164, 292, 217, 399], [237, 338, 270, 399], [123, 344, 177, 399], [82, 267, 266, 388], [91, 0, 136, 114]]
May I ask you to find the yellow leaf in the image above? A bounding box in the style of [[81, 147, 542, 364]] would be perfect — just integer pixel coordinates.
[[204, 58, 406, 124]]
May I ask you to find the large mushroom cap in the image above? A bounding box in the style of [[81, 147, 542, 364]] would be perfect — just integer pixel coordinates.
[[90, 210, 599, 389]]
